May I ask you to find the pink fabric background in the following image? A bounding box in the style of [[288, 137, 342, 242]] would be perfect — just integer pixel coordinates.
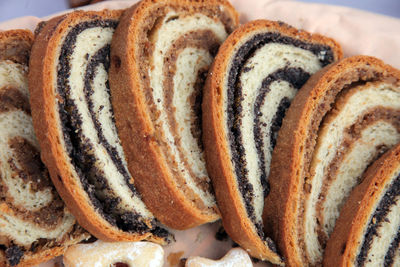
[[1, 0, 400, 68], [1, 1, 399, 266]]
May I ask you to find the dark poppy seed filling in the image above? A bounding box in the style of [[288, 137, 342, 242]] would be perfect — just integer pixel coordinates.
[[56, 19, 166, 237], [5, 245, 24, 266], [253, 67, 311, 197], [225, 32, 334, 241], [384, 227, 400, 266], [84, 44, 136, 195], [356, 173, 400, 267]]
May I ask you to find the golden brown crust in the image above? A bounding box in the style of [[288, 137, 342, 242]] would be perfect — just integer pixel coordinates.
[[202, 19, 342, 264], [0, 28, 89, 267], [323, 143, 400, 266], [264, 55, 400, 266], [109, 0, 239, 229], [28, 9, 166, 243], [0, 29, 33, 65]]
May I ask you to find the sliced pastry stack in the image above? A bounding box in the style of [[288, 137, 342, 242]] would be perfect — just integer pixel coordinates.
[[202, 20, 342, 264], [265, 56, 400, 266], [29, 10, 171, 243], [324, 142, 400, 266], [109, 0, 239, 228], [0, 30, 89, 267]]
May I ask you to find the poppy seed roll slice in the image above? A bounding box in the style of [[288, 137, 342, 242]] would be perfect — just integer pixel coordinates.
[[324, 142, 400, 267], [265, 55, 400, 266], [202, 20, 342, 264], [109, 0, 239, 229], [0, 29, 89, 267], [29, 10, 170, 243]]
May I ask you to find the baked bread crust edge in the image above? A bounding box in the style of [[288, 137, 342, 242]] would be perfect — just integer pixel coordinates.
[[323, 142, 400, 266], [109, 0, 239, 229], [28, 9, 167, 243], [0, 29, 89, 267], [202, 19, 342, 264], [264, 55, 400, 266]]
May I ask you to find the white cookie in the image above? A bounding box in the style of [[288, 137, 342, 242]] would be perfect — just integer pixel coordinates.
[[63, 240, 164, 267], [185, 248, 253, 267]]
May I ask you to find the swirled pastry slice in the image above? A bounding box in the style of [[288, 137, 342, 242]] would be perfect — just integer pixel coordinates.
[[0, 30, 89, 267], [202, 20, 341, 264], [265, 56, 400, 266], [29, 10, 170, 244], [324, 143, 400, 267], [109, 0, 239, 229]]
